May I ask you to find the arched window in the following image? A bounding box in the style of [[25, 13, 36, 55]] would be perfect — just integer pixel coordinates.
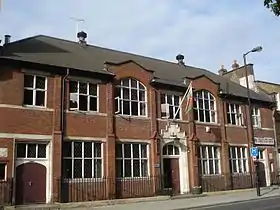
[[193, 90, 216, 123], [162, 144, 180, 156], [115, 78, 147, 116]]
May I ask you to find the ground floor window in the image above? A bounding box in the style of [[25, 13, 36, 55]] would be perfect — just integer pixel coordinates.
[[228, 146, 248, 173], [198, 145, 221, 175], [116, 143, 149, 178], [0, 163, 6, 180], [62, 141, 102, 179]]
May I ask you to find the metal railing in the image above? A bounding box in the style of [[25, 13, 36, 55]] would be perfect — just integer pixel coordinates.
[[57, 176, 165, 203]]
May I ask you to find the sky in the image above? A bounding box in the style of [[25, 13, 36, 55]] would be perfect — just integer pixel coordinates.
[[0, 0, 280, 83]]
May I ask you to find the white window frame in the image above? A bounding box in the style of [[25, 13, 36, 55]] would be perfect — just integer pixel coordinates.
[[23, 74, 47, 108], [229, 146, 248, 174], [16, 143, 48, 160], [252, 107, 261, 128], [275, 93, 280, 111], [194, 90, 217, 123], [116, 143, 149, 178], [62, 141, 103, 180], [226, 103, 243, 126], [69, 81, 99, 112], [160, 93, 181, 120], [199, 145, 221, 175], [115, 78, 147, 117]]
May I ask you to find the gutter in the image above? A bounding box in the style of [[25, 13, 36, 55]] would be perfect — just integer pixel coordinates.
[[61, 69, 70, 133]]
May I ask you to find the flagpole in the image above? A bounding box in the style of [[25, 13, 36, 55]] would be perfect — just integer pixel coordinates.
[[173, 81, 192, 120]]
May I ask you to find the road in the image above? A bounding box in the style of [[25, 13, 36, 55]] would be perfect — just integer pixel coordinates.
[[193, 196, 280, 210]]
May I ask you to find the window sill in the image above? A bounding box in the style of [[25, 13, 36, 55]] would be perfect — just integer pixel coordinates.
[[225, 124, 246, 128], [200, 174, 222, 177], [62, 178, 105, 183], [157, 118, 189, 123], [116, 176, 151, 181], [66, 110, 107, 116], [116, 115, 149, 120], [22, 105, 52, 111], [195, 122, 220, 126]]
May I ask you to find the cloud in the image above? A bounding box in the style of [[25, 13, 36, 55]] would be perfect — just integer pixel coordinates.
[[0, 0, 280, 82]]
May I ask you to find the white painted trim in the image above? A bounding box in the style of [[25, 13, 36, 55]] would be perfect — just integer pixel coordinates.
[[64, 136, 106, 142], [199, 142, 221, 146], [195, 122, 221, 126], [228, 143, 248, 147], [115, 115, 150, 120], [161, 139, 189, 194], [0, 133, 52, 139], [157, 118, 189, 123], [65, 110, 107, 116], [116, 139, 151, 144], [15, 141, 51, 203], [0, 104, 53, 112], [258, 127, 274, 131]]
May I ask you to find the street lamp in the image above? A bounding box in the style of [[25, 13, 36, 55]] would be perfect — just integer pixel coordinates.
[[243, 46, 263, 197]]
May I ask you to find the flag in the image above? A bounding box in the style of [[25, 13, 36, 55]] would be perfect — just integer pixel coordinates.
[[185, 82, 193, 113], [172, 81, 193, 120]]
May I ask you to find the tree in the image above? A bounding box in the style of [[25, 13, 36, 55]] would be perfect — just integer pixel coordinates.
[[264, 0, 280, 16]]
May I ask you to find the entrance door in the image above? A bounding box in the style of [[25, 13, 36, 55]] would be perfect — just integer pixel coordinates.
[[15, 162, 46, 204], [163, 158, 180, 195]]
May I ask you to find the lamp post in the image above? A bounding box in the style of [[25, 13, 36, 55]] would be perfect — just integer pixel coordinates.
[[243, 46, 262, 197]]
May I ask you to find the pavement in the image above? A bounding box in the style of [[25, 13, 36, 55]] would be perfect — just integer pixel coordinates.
[[4, 186, 280, 210], [192, 196, 280, 210], [81, 186, 280, 210]]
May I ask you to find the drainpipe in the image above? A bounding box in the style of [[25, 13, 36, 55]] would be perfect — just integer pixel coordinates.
[[11, 138, 15, 205], [61, 69, 70, 133], [272, 109, 279, 173]]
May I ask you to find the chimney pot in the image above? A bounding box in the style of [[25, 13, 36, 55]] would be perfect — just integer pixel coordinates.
[[77, 31, 87, 44], [176, 54, 185, 65], [218, 64, 227, 76], [232, 60, 239, 69], [4, 35, 11, 45]]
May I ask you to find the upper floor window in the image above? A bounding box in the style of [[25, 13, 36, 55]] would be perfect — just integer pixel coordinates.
[[69, 81, 98, 112], [252, 107, 261, 128], [193, 90, 216, 123], [23, 75, 46, 107], [115, 78, 146, 116], [226, 103, 243, 126], [160, 93, 180, 119], [198, 145, 221, 175]]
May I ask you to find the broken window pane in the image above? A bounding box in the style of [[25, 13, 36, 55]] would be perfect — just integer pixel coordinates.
[[89, 97, 97, 111], [79, 95, 88, 111], [122, 101, 130, 115], [69, 81, 78, 93], [16, 144, 26, 158], [35, 90, 45, 106], [131, 101, 138, 115], [23, 89, 33, 105], [89, 84, 97, 96], [24, 75, 34, 88]]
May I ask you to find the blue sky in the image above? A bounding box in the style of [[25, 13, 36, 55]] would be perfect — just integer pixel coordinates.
[[1, 0, 280, 83]]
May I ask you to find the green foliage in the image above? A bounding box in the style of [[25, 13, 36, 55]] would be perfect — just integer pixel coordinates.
[[264, 0, 280, 16]]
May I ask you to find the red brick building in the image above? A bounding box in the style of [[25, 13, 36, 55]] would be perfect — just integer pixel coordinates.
[[0, 32, 277, 205]]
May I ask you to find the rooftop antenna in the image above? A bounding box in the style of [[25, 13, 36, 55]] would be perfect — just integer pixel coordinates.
[[70, 17, 85, 41]]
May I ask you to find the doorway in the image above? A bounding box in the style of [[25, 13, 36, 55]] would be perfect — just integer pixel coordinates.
[[15, 162, 46, 204], [162, 158, 180, 195]]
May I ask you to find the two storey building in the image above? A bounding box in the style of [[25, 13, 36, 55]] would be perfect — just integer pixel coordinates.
[[0, 32, 277, 205]]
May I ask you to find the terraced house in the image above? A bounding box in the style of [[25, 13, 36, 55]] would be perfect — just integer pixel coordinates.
[[0, 32, 277, 205]]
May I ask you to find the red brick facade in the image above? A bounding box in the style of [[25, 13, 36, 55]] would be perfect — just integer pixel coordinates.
[[0, 60, 277, 204]]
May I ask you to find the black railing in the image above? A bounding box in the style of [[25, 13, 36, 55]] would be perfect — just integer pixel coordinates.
[[0, 179, 13, 206], [200, 171, 269, 192], [58, 176, 165, 203]]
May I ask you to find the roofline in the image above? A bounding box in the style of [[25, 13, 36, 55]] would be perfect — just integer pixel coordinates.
[[105, 60, 154, 72], [255, 80, 280, 87], [222, 63, 254, 75]]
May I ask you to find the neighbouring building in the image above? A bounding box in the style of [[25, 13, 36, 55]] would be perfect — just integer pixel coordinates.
[[0, 32, 277, 205], [220, 60, 279, 177]]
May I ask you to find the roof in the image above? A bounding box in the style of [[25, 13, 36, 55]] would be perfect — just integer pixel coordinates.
[[0, 35, 273, 103], [255, 80, 280, 94]]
